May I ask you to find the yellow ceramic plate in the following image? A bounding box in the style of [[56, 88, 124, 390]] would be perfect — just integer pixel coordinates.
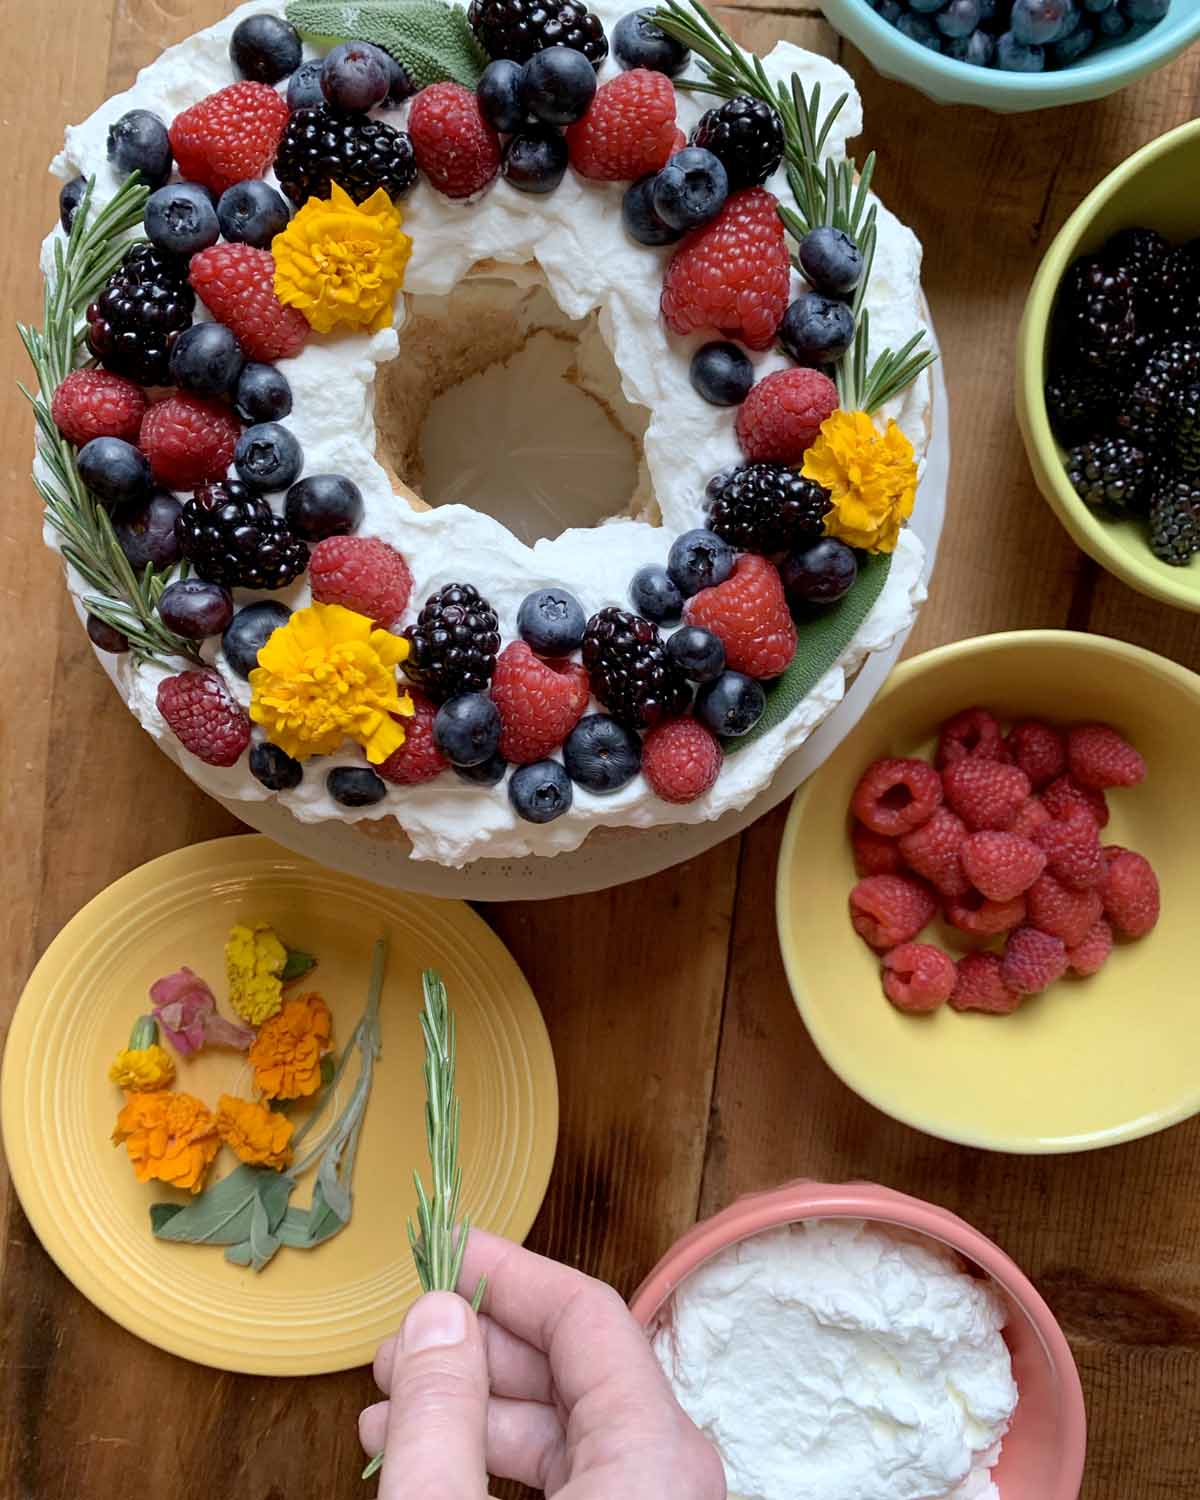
[[1, 835, 558, 1374], [777, 631, 1200, 1154]]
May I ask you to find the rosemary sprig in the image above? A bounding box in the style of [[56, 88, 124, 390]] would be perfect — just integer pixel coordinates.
[[18, 174, 203, 667]]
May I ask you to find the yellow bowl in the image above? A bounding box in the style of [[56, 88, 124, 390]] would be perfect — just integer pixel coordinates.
[[1016, 119, 1200, 612], [776, 630, 1200, 1154]]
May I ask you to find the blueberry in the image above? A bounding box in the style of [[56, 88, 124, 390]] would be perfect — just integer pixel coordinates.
[[169, 321, 246, 396], [321, 40, 390, 112], [59, 175, 86, 234], [285, 474, 364, 540], [1097, 7, 1129, 34], [521, 47, 596, 125], [158, 578, 235, 639], [630, 565, 684, 623], [229, 13, 302, 83], [1053, 20, 1095, 62], [478, 59, 527, 132], [77, 436, 152, 510], [287, 59, 326, 111], [896, 13, 942, 48], [217, 179, 291, 247], [434, 693, 502, 767], [234, 422, 304, 491], [509, 759, 573, 822], [502, 128, 569, 193], [455, 751, 509, 786], [650, 147, 728, 233], [612, 8, 691, 74], [995, 30, 1046, 68], [1011, 0, 1074, 42], [250, 740, 304, 790], [908, 0, 944, 10], [236, 362, 293, 423], [1083, 0, 1115, 10], [874, 0, 903, 19], [689, 341, 754, 407], [622, 175, 682, 246], [113, 491, 183, 572], [695, 671, 765, 738], [106, 109, 172, 190], [666, 529, 735, 597], [946, 29, 997, 63], [666, 625, 725, 682], [1123, 0, 1168, 17], [222, 600, 292, 678], [144, 182, 221, 255], [936, 0, 982, 36], [381, 53, 417, 107], [779, 293, 856, 368], [86, 611, 130, 654], [517, 587, 586, 655], [328, 766, 387, 806], [797, 226, 864, 297], [781, 538, 858, 608], [563, 714, 641, 793]]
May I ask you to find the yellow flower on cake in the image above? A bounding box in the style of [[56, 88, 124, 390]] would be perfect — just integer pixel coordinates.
[[226, 920, 288, 1025], [215, 1094, 294, 1171], [249, 602, 413, 764], [802, 409, 917, 555], [273, 182, 412, 334], [112, 1090, 220, 1194], [250, 992, 334, 1101]]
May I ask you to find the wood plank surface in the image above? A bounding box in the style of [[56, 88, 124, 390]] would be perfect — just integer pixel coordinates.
[[1, 1, 1198, 1497]]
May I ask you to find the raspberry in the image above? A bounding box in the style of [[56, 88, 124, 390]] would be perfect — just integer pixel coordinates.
[[850, 757, 943, 837], [642, 718, 721, 804], [735, 366, 839, 463], [1101, 850, 1160, 937], [852, 824, 902, 877], [377, 690, 447, 785], [139, 394, 241, 491], [961, 831, 1046, 902], [308, 536, 413, 627], [949, 952, 1021, 1015], [1067, 919, 1114, 977], [156, 669, 250, 767], [1026, 873, 1103, 948], [897, 807, 970, 898], [660, 187, 790, 352], [935, 707, 1006, 768], [849, 874, 936, 951], [51, 369, 145, 446], [1032, 811, 1104, 891], [169, 80, 289, 196], [189, 244, 309, 363], [1041, 773, 1109, 828], [944, 889, 1026, 937], [942, 758, 1031, 831], [408, 82, 500, 199], [1001, 926, 1068, 995], [1010, 797, 1052, 839], [882, 942, 956, 1014], [1066, 723, 1146, 790], [1006, 720, 1066, 790], [682, 553, 796, 679], [491, 641, 590, 765], [565, 68, 676, 182]]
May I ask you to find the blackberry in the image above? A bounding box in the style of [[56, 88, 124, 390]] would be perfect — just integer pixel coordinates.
[[705, 463, 831, 553], [402, 583, 501, 699], [1148, 474, 1200, 566], [1140, 246, 1200, 331], [1056, 257, 1135, 370], [581, 607, 691, 730], [85, 242, 194, 386], [1103, 226, 1171, 301], [175, 480, 309, 590], [1174, 385, 1200, 475], [467, 0, 609, 65], [1065, 436, 1147, 516], [691, 95, 784, 190], [1117, 339, 1200, 452], [273, 105, 417, 206], [1043, 366, 1112, 443]]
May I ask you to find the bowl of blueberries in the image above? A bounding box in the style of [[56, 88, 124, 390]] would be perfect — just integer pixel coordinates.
[[820, 0, 1199, 110]]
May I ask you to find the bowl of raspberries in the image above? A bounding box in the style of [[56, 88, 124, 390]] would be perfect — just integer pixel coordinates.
[[775, 629, 1200, 1153], [1018, 118, 1200, 608]]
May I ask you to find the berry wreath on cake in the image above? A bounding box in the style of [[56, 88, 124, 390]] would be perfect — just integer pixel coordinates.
[[30, 0, 935, 867]]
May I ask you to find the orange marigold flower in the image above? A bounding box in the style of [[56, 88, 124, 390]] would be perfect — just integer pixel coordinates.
[[112, 1090, 220, 1194], [249, 992, 334, 1100], [215, 1093, 294, 1171]]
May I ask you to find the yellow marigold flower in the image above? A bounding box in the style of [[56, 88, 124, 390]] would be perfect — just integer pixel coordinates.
[[109, 1043, 176, 1092], [250, 992, 334, 1101], [112, 1090, 220, 1194], [249, 602, 413, 764], [273, 182, 412, 335], [226, 921, 288, 1026], [215, 1093, 294, 1171], [802, 409, 917, 555]]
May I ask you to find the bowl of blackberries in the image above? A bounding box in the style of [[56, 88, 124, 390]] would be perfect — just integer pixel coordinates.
[[820, 0, 1199, 110], [1017, 118, 1200, 610]]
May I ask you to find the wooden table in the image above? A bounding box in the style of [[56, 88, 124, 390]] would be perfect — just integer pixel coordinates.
[[3, 4, 1199, 1496]]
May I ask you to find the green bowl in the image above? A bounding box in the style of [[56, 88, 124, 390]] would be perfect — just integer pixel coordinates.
[[1016, 119, 1200, 612]]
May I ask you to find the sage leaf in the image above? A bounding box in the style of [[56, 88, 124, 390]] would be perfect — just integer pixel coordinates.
[[282, 947, 317, 982], [149, 1202, 185, 1234], [151, 1164, 293, 1247], [285, 0, 488, 88]]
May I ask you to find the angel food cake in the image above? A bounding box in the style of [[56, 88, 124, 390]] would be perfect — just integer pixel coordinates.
[[34, 0, 934, 867]]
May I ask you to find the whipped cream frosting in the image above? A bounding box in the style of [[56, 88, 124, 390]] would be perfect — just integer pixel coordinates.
[[41, 0, 932, 866]]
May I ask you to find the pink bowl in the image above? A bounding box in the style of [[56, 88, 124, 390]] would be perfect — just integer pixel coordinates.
[[631, 1180, 1086, 1500]]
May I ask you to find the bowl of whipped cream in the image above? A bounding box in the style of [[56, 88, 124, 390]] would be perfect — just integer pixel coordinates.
[[631, 1180, 1086, 1500]]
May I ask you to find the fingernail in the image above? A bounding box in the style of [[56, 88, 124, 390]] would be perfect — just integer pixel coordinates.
[[403, 1292, 467, 1351]]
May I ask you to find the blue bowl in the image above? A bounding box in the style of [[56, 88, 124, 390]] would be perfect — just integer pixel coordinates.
[[820, 0, 1200, 111]]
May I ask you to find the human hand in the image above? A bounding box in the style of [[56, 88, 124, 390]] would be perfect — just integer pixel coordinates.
[[359, 1229, 725, 1498]]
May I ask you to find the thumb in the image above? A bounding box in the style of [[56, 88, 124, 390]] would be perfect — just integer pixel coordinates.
[[381, 1291, 490, 1499]]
